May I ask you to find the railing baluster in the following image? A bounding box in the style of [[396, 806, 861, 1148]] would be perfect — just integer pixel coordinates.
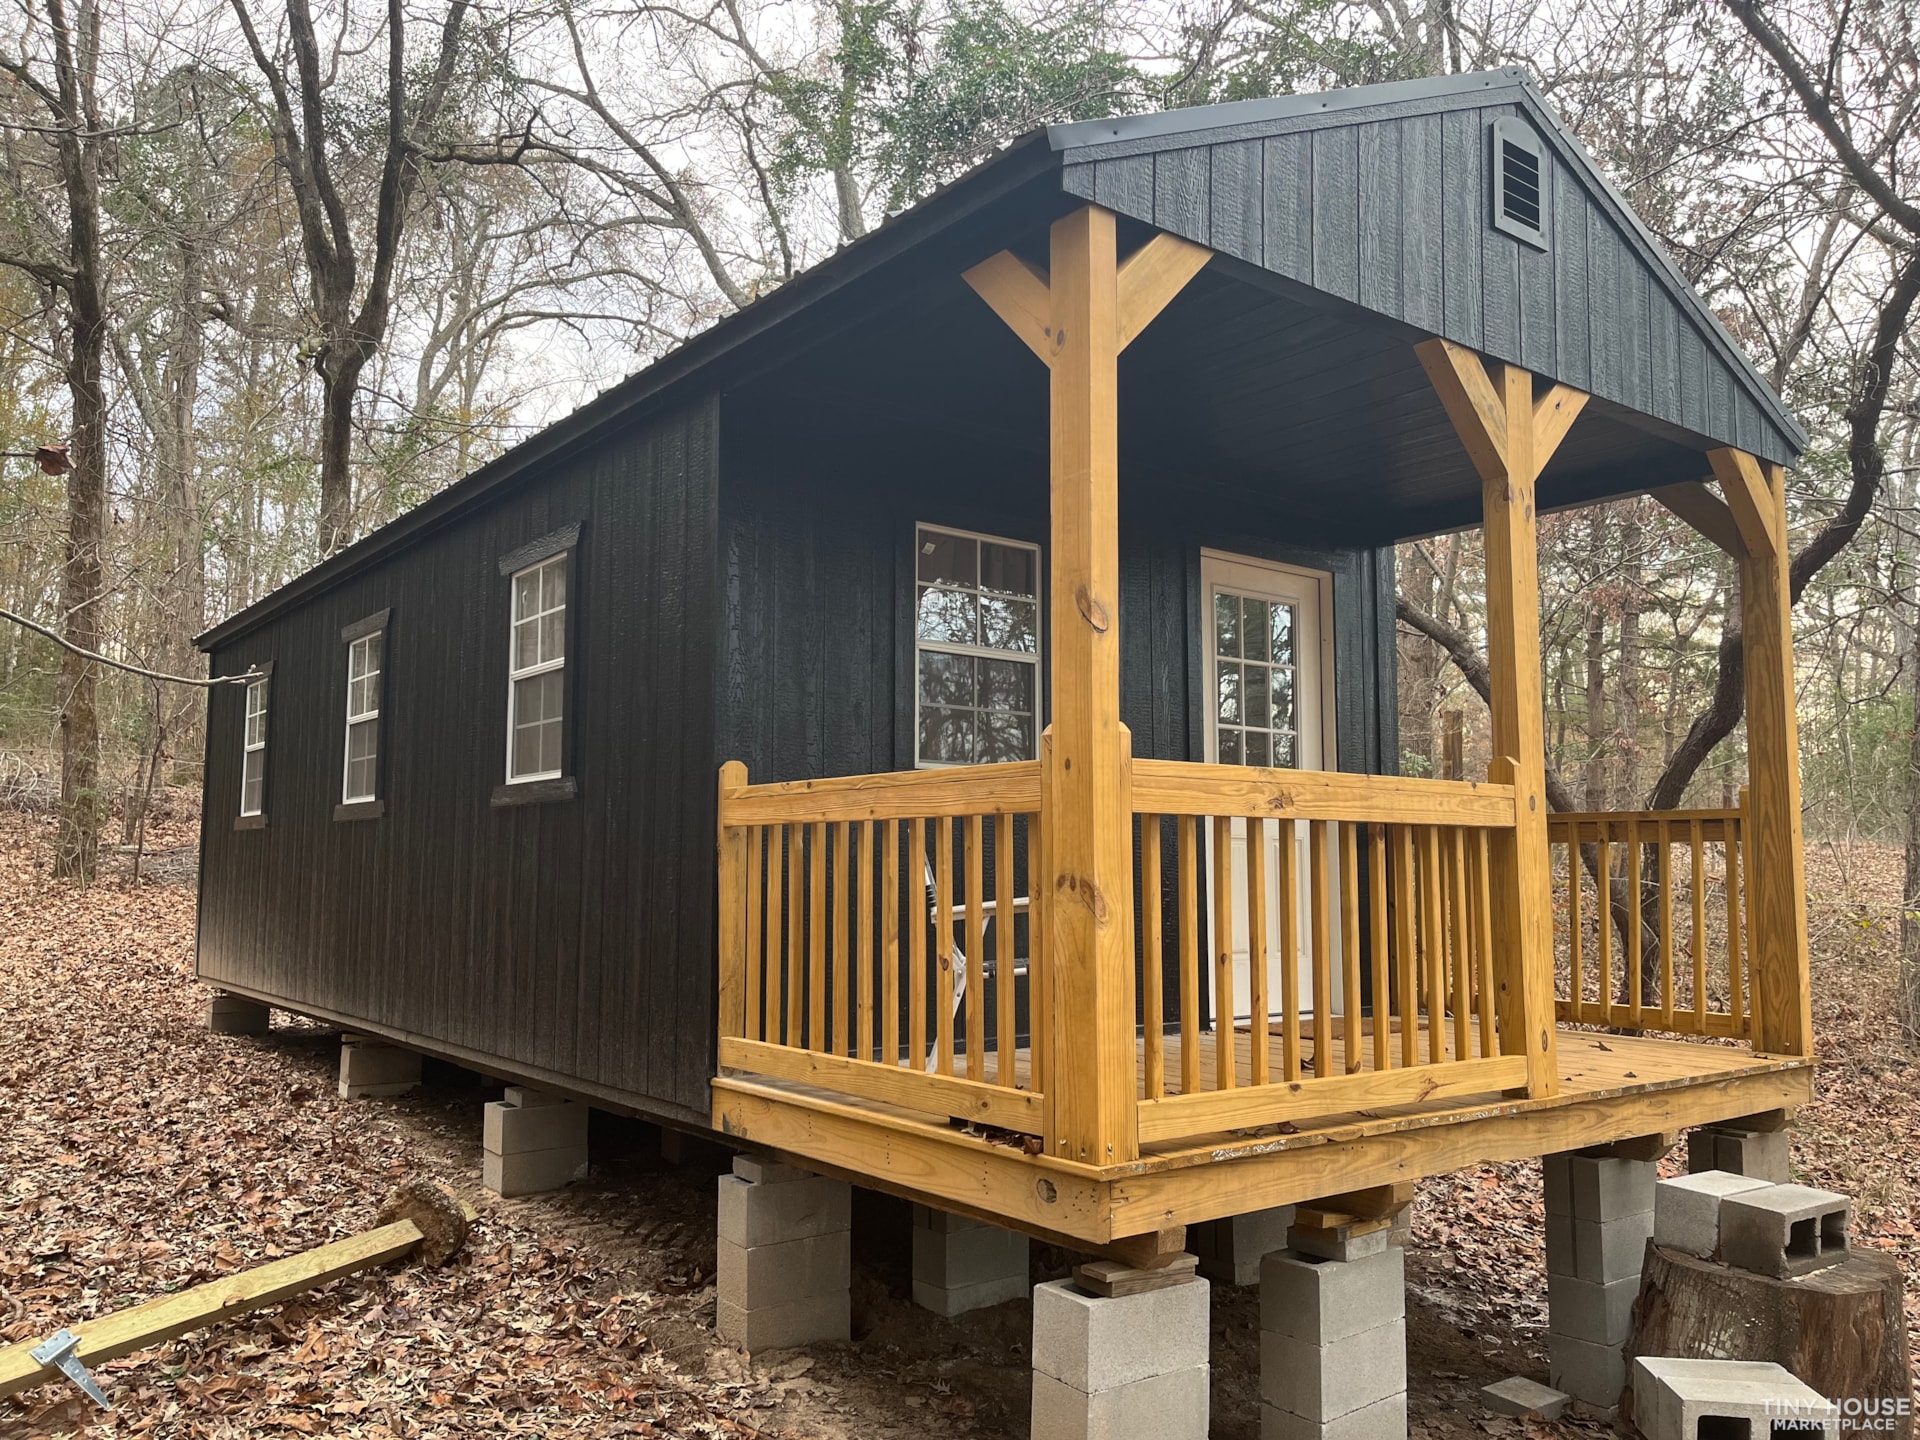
[[1279, 818, 1302, 1081], [1367, 825, 1391, 1072], [1028, 813, 1047, 1100], [1142, 815, 1165, 1100], [1247, 817, 1269, 1087], [965, 815, 986, 1082], [1474, 828, 1498, 1055], [995, 812, 1016, 1088], [1626, 817, 1643, 1025], [1419, 827, 1446, 1064], [745, 827, 764, 1044], [882, 820, 900, 1066], [809, 821, 828, 1051], [1567, 822, 1584, 1022], [1178, 815, 1201, 1095], [833, 821, 851, 1057], [909, 817, 927, 1069], [1310, 819, 1333, 1079], [1449, 826, 1471, 1062], [1595, 821, 1613, 1027], [858, 820, 876, 1062], [1732, 803, 1747, 1033], [783, 824, 801, 1047], [1212, 813, 1236, 1091], [1340, 822, 1362, 1075], [1657, 820, 1674, 1030], [1689, 820, 1706, 1030], [935, 817, 955, 1077], [1394, 825, 1418, 1069]]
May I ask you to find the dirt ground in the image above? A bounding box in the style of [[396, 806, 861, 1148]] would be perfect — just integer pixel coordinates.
[[1, 807, 1913, 1438]]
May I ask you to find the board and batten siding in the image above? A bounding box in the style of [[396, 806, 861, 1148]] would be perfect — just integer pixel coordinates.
[[1061, 101, 1798, 466], [198, 397, 720, 1122]]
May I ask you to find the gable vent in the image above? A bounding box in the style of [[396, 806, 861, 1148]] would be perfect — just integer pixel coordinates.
[[1490, 117, 1549, 250]]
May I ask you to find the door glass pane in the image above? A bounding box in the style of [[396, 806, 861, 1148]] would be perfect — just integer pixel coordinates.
[[1270, 603, 1294, 665], [1218, 728, 1241, 765], [1245, 730, 1271, 767], [1272, 669, 1295, 730], [1244, 665, 1270, 731], [1216, 662, 1241, 724]]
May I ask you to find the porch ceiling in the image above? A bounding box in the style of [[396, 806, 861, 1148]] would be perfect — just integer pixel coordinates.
[[747, 227, 1725, 549]]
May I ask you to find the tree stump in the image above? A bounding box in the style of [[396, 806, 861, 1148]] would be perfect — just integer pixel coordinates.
[[1625, 1242, 1913, 1438]]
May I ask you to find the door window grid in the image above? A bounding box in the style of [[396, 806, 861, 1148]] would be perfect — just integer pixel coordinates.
[[240, 678, 268, 816], [1214, 590, 1298, 768], [914, 524, 1040, 766], [507, 554, 566, 782], [342, 631, 382, 803]]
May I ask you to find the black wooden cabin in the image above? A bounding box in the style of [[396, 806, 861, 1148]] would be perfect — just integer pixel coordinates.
[[196, 70, 1812, 1211]]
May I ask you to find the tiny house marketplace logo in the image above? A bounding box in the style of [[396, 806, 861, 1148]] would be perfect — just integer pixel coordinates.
[[1769, 1395, 1914, 1432]]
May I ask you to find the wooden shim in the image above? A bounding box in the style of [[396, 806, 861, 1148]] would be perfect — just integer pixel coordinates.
[[0, 1221, 426, 1401], [1131, 762, 1515, 826], [1073, 1253, 1200, 1297], [727, 761, 1043, 825], [1135, 1054, 1530, 1144], [720, 1037, 1043, 1130]]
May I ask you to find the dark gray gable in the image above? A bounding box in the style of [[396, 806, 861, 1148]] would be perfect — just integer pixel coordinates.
[[1050, 70, 1805, 466]]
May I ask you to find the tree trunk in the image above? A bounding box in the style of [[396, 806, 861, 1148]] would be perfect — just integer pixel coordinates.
[[1585, 510, 1609, 808], [1627, 1244, 1914, 1439], [55, 296, 106, 883], [317, 348, 359, 556]]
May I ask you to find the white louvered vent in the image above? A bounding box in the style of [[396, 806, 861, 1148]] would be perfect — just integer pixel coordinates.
[[1490, 118, 1549, 250]]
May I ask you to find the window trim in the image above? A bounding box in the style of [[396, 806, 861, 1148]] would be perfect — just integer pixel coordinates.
[[338, 608, 390, 814], [494, 523, 583, 805], [912, 521, 1043, 770], [1489, 116, 1550, 251], [505, 551, 568, 785], [235, 662, 274, 830]]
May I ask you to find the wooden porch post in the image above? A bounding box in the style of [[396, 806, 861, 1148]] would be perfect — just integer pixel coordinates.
[[1418, 340, 1586, 1099], [1044, 205, 1135, 1164], [1712, 448, 1813, 1056], [963, 211, 1211, 1165]]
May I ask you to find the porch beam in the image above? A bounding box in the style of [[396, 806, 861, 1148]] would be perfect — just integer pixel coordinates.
[[1709, 446, 1780, 558], [1416, 338, 1588, 1101], [1045, 204, 1138, 1164], [1735, 456, 1813, 1056], [1650, 481, 1745, 559]]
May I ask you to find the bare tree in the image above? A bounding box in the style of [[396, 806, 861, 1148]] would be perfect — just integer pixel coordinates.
[[229, 0, 472, 555]]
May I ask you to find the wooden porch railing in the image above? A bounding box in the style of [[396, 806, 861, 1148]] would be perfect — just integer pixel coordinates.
[[1548, 805, 1750, 1039], [1125, 762, 1530, 1145], [715, 760, 1047, 1134]]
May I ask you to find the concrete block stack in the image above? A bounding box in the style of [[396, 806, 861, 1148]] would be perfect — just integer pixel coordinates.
[[1543, 1150, 1654, 1409], [483, 1086, 588, 1196], [1687, 1121, 1790, 1183], [207, 993, 271, 1035], [1192, 1206, 1294, 1287], [1258, 1221, 1406, 1439], [1030, 1271, 1210, 1440], [716, 1154, 851, 1353], [336, 1036, 421, 1099], [910, 1205, 1028, 1316]]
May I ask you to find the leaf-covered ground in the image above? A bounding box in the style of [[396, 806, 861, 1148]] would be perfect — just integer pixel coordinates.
[[1, 808, 1912, 1438]]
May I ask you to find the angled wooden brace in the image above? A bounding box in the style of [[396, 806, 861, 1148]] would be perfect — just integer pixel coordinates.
[[1708, 446, 1779, 558]]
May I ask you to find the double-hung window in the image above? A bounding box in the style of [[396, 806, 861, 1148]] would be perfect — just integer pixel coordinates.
[[914, 524, 1040, 766], [342, 628, 383, 804], [240, 677, 269, 817], [507, 552, 567, 782]]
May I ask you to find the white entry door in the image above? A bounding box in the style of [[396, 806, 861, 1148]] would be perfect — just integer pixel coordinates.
[[1200, 551, 1337, 1024]]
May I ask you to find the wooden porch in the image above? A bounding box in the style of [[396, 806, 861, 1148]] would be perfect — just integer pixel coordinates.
[[709, 201, 1816, 1248]]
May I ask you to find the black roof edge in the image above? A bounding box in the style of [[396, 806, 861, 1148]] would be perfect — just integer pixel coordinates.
[[1052, 68, 1807, 459], [196, 131, 1062, 652]]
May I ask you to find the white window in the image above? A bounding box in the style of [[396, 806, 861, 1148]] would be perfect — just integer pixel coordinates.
[[914, 524, 1040, 766], [342, 631, 383, 803], [240, 677, 269, 816], [507, 552, 567, 781]]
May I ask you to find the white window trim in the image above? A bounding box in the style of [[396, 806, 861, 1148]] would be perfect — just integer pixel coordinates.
[[505, 552, 567, 784], [342, 631, 383, 804], [240, 677, 269, 817], [913, 522, 1042, 769]]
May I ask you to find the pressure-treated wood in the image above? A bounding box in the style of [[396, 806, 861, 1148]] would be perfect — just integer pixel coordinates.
[[726, 762, 1042, 825], [1419, 336, 1585, 1098], [1249, 817, 1270, 1086], [1142, 817, 1165, 1099], [1650, 481, 1745, 559], [1709, 445, 1780, 559], [717, 762, 749, 1042], [0, 1185, 471, 1402], [1732, 454, 1814, 1057], [1131, 762, 1515, 825], [995, 812, 1016, 1086], [961, 250, 1053, 364], [1340, 822, 1362, 1075], [1213, 813, 1236, 1091], [1116, 233, 1213, 351], [965, 814, 986, 1081], [720, 1037, 1043, 1130]]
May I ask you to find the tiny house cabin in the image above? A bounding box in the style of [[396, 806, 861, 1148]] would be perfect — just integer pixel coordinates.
[[197, 69, 1813, 1270]]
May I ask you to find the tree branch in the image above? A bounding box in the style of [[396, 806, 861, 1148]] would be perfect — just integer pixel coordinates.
[[1, 607, 251, 687]]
